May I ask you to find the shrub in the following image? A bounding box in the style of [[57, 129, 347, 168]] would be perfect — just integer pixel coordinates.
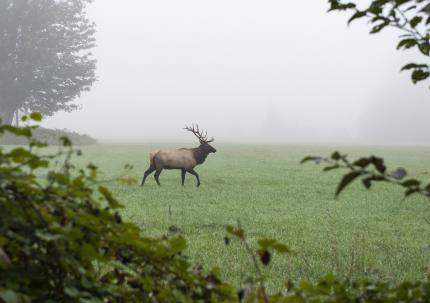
[[0, 118, 232, 302]]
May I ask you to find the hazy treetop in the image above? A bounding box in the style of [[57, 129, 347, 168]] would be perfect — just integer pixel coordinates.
[[42, 0, 430, 145]]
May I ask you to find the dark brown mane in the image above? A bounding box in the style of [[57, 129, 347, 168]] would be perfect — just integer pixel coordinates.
[[192, 147, 209, 165]]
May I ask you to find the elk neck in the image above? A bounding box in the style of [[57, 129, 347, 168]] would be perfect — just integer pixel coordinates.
[[192, 147, 209, 165]]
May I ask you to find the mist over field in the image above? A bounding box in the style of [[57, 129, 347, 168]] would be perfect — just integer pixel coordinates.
[[41, 0, 430, 145], [4, 1, 430, 298]]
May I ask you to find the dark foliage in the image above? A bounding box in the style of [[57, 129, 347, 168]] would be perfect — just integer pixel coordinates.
[[302, 151, 430, 199], [0, 116, 233, 303]]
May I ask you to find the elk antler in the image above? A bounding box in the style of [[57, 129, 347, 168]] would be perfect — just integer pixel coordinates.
[[184, 124, 214, 143]]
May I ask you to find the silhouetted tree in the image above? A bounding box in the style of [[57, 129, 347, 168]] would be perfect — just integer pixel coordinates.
[[0, 0, 96, 125]]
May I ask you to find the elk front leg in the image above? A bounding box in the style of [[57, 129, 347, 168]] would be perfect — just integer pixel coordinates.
[[187, 169, 200, 187], [141, 165, 156, 186], [181, 169, 186, 186], [154, 169, 162, 186]]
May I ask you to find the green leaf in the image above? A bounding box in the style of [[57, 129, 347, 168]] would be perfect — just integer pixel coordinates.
[[370, 156, 386, 173], [368, 3, 382, 15], [99, 186, 123, 209], [405, 188, 420, 197], [299, 280, 314, 292], [29, 112, 43, 122], [353, 158, 371, 168], [370, 21, 389, 34], [409, 16, 423, 28], [402, 179, 421, 187], [418, 43, 430, 56], [397, 38, 417, 50], [323, 164, 340, 171], [348, 10, 367, 24], [272, 243, 289, 253], [331, 151, 342, 160], [411, 69, 430, 84], [226, 225, 245, 239], [258, 239, 277, 249], [301, 156, 323, 164], [170, 236, 187, 254], [335, 171, 362, 198], [80, 244, 97, 259], [8, 148, 32, 163], [401, 63, 429, 71], [328, 0, 356, 12]]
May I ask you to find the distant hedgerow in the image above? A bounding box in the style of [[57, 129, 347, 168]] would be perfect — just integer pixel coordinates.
[[0, 127, 96, 146]]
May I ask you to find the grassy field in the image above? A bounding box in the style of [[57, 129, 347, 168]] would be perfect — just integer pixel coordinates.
[[69, 143, 430, 290]]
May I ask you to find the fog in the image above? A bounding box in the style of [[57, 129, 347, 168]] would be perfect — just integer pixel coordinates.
[[42, 0, 430, 145]]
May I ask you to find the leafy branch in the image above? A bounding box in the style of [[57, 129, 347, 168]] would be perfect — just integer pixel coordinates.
[[302, 151, 430, 198], [328, 0, 430, 85], [225, 222, 289, 302]]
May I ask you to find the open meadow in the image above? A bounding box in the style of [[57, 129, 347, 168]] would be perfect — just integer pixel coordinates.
[[70, 143, 430, 290]]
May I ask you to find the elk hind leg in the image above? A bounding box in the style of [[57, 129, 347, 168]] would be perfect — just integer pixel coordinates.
[[154, 168, 163, 186], [187, 169, 200, 187], [181, 169, 186, 186], [141, 165, 156, 186]]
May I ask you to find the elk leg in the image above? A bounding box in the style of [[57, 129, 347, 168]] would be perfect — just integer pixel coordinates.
[[187, 169, 200, 187], [181, 169, 186, 186], [154, 169, 162, 186], [141, 165, 156, 186]]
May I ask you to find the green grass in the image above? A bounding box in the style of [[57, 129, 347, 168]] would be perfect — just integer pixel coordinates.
[[70, 144, 430, 289]]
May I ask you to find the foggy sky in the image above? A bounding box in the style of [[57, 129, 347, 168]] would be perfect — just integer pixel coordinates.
[[42, 0, 430, 145]]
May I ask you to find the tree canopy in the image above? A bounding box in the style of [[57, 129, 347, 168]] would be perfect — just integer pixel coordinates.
[[0, 0, 96, 125]]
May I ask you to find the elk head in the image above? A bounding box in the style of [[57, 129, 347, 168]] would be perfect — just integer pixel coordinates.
[[184, 124, 216, 153]]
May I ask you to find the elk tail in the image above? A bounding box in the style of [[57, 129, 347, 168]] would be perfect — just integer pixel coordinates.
[[149, 150, 160, 167]]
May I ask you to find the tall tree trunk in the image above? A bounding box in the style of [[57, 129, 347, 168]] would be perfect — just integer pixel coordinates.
[[0, 98, 16, 125], [0, 109, 14, 125], [15, 110, 19, 127]]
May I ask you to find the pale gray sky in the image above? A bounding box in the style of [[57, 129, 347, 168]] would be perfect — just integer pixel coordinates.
[[42, 0, 430, 144]]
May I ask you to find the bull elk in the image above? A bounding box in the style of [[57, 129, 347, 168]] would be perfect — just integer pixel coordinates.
[[141, 125, 216, 187]]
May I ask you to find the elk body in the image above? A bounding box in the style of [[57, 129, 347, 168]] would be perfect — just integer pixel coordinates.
[[141, 125, 216, 187]]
